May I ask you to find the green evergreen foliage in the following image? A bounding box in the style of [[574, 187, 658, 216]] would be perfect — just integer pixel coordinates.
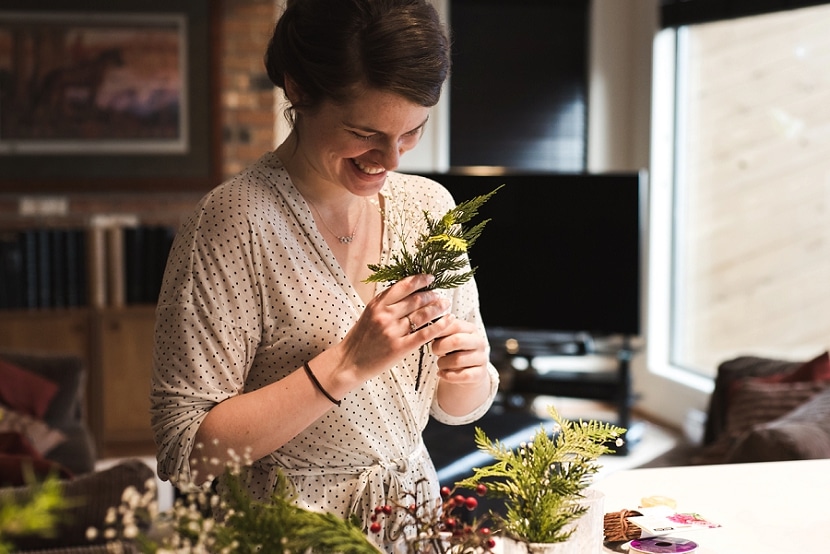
[[95, 463, 379, 554], [0, 472, 69, 554], [205, 471, 378, 554], [455, 406, 626, 545], [364, 186, 503, 290]]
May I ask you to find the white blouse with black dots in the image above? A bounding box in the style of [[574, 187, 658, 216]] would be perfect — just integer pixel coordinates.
[[150, 151, 499, 546]]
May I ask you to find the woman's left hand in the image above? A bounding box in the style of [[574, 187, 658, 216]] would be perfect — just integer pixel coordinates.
[[431, 315, 490, 386]]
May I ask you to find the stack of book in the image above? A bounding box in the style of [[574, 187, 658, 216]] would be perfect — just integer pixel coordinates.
[[0, 227, 87, 310], [0, 223, 178, 311], [123, 225, 177, 306]]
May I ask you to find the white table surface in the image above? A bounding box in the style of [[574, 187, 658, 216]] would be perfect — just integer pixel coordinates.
[[591, 459, 830, 554]]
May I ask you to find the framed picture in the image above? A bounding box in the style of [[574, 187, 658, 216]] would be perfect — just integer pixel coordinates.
[[0, 1, 220, 192]]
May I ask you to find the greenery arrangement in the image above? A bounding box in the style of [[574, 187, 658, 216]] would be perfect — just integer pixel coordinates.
[[455, 405, 626, 545], [0, 472, 69, 554], [3, 408, 622, 554], [364, 185, 502, 291], [89, 448, 378, 554]]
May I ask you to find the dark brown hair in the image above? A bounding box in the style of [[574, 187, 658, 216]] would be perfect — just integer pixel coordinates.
[[265, 0, 450, 115]]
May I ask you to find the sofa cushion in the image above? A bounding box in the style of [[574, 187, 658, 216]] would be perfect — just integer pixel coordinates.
[[0, 431, 72, 486], [694, 379, 827, 464], [1, 459, 155, 551], [0, 405, 66, 455], [0, 357, 59, 419], [726, 386, 830, 462], [0, 351, 95, 475], [753, 351, 830, 385], [0, 351, 85, 428], [703, 355, 804, 446]]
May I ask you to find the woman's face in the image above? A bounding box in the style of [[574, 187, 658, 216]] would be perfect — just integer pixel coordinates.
[[292, 86, 431, 196]]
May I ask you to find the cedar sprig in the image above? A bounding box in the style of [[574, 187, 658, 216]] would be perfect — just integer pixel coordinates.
[[454, 405, 625, 545], [211, 469, 377, 554], [364, 185, 503, 290]]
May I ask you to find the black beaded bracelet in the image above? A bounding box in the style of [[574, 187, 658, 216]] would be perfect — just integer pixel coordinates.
[[303, 361, 341, 407]]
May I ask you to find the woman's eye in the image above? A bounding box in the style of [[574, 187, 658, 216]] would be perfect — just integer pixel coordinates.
[[350, 131, 374, 141]]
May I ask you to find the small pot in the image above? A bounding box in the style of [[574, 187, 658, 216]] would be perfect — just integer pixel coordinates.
[[499, 489, 605, 554]]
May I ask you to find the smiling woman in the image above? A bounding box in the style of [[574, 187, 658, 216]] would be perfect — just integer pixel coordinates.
[[149, 2, 499, 553]]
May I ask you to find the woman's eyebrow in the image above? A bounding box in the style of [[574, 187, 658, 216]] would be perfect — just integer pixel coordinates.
[[346, 115, 430, 135]]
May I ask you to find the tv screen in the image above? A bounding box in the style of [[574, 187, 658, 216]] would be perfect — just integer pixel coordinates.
[[419, 172, 645, 342]]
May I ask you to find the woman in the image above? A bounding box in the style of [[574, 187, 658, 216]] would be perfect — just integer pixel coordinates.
[[150, 0, 499, 548]]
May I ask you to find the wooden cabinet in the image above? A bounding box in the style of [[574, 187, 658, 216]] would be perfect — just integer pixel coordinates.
[[0, 309, 91, 361], [95, 307, 157, 457]]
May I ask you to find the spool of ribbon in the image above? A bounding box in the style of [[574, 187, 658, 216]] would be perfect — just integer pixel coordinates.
[[603, 509, 644, 542]]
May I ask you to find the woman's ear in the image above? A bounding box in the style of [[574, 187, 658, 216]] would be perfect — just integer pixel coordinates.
[[283, 74, 303, 106]]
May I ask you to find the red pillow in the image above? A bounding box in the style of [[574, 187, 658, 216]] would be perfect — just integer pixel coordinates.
[[756, 351, 830, 384], [0, 431, 72, 486], [0, 358, 59, 419]]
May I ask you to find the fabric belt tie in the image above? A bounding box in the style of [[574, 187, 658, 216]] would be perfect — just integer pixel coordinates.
[[273, 440, 428, 543]]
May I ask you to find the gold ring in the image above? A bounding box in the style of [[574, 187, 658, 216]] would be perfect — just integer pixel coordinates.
[[406, 315, 417, 334]]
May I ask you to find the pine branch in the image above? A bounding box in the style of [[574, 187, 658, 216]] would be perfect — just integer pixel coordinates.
[[364, 185, 503, 290]]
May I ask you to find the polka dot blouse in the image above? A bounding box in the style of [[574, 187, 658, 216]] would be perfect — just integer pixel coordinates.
[[150, 151, 499, 547]]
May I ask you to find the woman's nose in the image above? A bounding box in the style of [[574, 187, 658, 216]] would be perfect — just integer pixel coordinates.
[[377, 140, 405, 170]]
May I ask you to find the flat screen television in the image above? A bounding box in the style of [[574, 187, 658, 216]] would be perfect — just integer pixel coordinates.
[[418, 171, 646, 348]]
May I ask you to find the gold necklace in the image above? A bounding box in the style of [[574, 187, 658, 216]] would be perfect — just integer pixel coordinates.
[[306, 197, 367, 244]]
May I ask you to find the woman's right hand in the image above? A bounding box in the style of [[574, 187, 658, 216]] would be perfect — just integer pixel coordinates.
[[333, 273, 452, 384]]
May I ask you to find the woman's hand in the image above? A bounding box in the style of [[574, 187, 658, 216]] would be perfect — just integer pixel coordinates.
[[432, 315, 494, 416], [432, 316, 490, 385], [333, 274, 453, 384]]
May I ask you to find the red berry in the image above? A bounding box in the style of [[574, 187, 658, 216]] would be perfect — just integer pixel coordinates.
[[409, 504, 417, 512], [476, 484, 488, 496], [454, 494, 466, 506], [382, 505, 392, 515], [374, 506, 383, 514], [486, 538, 496, 549], [440, 486, 452, 498], [444, 517, 456, 529], [370, 514, 378, 522], [479, 527, 491, 536], [370, 522, 382, 534], [464, 497, 478, 510]]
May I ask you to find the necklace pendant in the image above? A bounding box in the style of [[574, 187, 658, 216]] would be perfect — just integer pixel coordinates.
[[338, 236, 353, 244]]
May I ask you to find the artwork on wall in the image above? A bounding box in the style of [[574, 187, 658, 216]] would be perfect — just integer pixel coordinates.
[[0, 12, 188, 155], [0, 1, 219, 192]]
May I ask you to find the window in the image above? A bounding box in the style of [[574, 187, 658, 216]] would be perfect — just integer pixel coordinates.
[[651, 3, 830, 379]]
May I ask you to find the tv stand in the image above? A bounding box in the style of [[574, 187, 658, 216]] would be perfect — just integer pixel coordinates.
[[489, 330, 636, 454]]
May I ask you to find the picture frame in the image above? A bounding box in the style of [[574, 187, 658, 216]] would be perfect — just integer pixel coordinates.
[[0, 1, 220, 192]]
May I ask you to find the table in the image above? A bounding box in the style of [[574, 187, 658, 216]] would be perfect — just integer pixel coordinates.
[[590, 459, 830, 554]]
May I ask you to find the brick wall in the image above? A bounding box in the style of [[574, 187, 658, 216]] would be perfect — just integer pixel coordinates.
[[221, 0, 281, 179]]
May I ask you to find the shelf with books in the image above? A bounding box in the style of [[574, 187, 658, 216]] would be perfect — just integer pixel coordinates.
[[0, 226, 89, 311], [0, 217, 178, 311]]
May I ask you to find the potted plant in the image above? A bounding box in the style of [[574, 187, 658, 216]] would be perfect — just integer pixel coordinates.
[[454, 405, 625, 554]]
